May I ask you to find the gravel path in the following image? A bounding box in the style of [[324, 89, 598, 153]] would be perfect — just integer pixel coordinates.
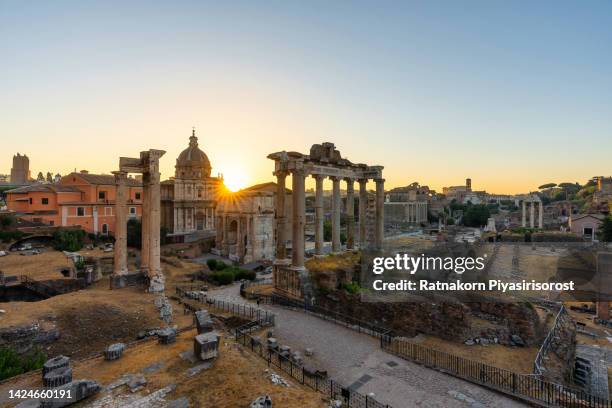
[[209, 283, 527, 408]]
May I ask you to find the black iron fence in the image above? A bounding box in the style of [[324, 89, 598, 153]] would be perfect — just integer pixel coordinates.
[[254, 292, 392, 340], [235, 323, 392, 408], [382, 336, 611, 408], [176, 286, 275, 326]]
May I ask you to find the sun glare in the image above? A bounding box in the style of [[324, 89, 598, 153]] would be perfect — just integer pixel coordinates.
[[222, 170, 248, 192]]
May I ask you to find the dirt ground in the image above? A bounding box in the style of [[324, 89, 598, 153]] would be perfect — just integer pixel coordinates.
[[0, 250, 72, 281], [0, 328, 327, 408], [0, 252, 201, 360], [405, 333, 539, 373]]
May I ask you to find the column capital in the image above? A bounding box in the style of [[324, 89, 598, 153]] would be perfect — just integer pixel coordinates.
[[358, 178, 368, 186], [329, 175, 342, 182], [112, 170, 128, 182], [374, 178, 386, 184], [291, 168, 306, 177], [312, 173, 326, 181], [343, 177, 355, 183], [274, 169, 289, 178]]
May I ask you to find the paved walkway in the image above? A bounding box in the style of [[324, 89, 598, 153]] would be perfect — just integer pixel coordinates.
[[209, 283, 527, 408]]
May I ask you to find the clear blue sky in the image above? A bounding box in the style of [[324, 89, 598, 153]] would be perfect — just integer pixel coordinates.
[[1, 1, 611, 193]]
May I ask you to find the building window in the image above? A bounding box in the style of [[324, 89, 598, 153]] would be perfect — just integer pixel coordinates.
[[583, 227, 593, 238], [129, 207, 136, 215], [42, 198, 49, 205], [99, 191, 106, 200], [77, 207, 85, 216], [49, 220, 54, 226], [198, 188, 202, 198], [102, 224, 108, 235], [135, 192, 141, 200], [105, 206, 112, 216], [29, 198, 32, 204]]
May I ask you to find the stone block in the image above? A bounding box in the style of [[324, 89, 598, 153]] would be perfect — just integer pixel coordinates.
[[43, 366, 72, 388], [304, 348, 314, 356], [104, 343, 126, 361], [43, 356, 70, 376], [194, 310, 213, 334], [250, 395, 272, 408], [158, 327, 177, 345], [267, 338, 278, 350], [194, 332, 220, 361], [40, 380, 101, 408]]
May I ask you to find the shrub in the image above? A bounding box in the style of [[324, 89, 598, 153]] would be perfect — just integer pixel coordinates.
[[342, 281, 361, 294], [0, 347, 46, 381], [211, 270, 235, 285], [0, 230, 25, 243], [52, 229, 86, 252], [206, 259, 217, 270], [215, 261, 228, 270], [234, 268, 256, 281]]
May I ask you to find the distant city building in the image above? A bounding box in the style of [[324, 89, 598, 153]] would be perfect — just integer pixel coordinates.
[[5, 171, 142, 235], [384, 183, 429, 225], [443, 178, 472, 202], [594, 176, 612, 205], [569, 213, 605, 241], [160, 130, 224, 242], [10, 153, 30, 184]]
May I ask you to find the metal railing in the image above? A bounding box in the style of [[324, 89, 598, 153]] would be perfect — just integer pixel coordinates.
[[235, 323, 392, 408], [382, 336, 610, 408], [176, 286, 275, 327]]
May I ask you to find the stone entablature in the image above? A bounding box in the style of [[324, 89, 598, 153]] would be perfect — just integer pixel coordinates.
[[268, 142, 384, 299]]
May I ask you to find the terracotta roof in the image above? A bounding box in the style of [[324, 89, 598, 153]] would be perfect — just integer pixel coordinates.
[[571, 213, 606, 221], [69, 172, 141, 187], [6, 185, 82, 194]]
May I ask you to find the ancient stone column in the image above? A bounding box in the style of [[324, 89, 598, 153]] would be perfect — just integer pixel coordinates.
[[147, 155, 164, 291], [331, 176, 341, 252], [345, 178, 355, 250], [314, 174, 324, 255], [521, 200, 526, 227], [375, 178, 385, 250], [358, 179, 368, 247], [538, 201, 543, 229], [112, 171, 128, 275], [291, 169, 306, 268], [275, 171, 287, 259], [529, 201, 535, 228], [215, 216, 223, 250], [140, 172, 151, 275]]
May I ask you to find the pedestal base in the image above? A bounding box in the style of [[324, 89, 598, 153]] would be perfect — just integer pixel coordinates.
[[272, 260, 311, 300], [110, 271, 147, 289]]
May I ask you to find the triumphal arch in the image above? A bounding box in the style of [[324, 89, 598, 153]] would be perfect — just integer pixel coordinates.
[[112, 149, 166, 292], [268, 142, 384, 299]]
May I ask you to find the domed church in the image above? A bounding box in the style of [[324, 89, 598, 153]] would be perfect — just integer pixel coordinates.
[[161, 129, 223, 242]]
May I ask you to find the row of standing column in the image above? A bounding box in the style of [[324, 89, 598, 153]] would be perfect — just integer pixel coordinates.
[[276, 171, 384, 270], [113, 170, 162, 279], [521, 200, 543, 229]]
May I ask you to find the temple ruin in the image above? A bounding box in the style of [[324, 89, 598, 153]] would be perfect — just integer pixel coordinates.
[[112, 149, 166, 292], [521, 194, 543, 229], [268, 142, 384, 298]]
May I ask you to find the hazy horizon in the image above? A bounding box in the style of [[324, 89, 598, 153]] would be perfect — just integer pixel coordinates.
[[2, 1, 611, 194]]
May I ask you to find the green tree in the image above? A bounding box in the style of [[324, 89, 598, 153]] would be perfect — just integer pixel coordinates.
[[127, 219, 142, 248], [323, 220, 332, 241], [462, 204, 490, 227], [0, 214, 14, 229], [538, 183, 557, 190], [52, 229, 86, 251], [598, 216, 612, 242]]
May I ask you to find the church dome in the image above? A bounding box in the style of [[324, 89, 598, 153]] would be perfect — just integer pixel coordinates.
[[175, 129, 212, 179]]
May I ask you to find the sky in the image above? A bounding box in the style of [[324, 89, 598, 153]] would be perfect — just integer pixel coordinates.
[[1, 1, 611, 194]]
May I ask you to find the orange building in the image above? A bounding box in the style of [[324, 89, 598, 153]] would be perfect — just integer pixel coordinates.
[[5, 171, 142, 236]]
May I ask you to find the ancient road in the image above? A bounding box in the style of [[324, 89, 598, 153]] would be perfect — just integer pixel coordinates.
[[208, 283, 527, 408]]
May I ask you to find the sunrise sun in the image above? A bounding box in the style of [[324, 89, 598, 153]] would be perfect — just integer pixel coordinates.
[[222, 169, 248, 192]]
